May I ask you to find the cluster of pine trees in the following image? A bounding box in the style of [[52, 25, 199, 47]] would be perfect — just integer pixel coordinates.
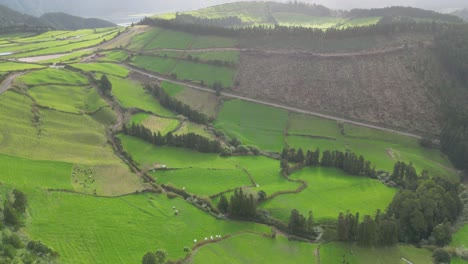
[[173, 13, 242, 28], [336, 211, 398, 247], [281, 147, 376, 178], [288, 209, 314, 236], [146, 84, 208, 125], [217, 189, 257, 218], [123, 123, 222, 154], [391, 161, 418, 189]]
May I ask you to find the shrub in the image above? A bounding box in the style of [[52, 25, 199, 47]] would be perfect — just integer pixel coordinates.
[[166, 192, 178, 199], [433, 248, 451, 264]]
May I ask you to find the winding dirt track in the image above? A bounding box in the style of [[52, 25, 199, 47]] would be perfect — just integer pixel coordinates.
[[123, 64, 422, 140], [0, 72, 23, 95]]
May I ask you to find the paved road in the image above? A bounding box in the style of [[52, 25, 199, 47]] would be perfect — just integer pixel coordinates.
[[0, 72, 23, 95], [123, 64, 422, 140]]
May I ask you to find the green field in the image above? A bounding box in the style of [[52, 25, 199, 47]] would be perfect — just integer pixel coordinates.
[[171, 60, 235, 87], [108, 76, 175, 117], [261, 167, 396, 222], [273, 12, 344, 28], [98, 50, 129, 62], [131, 113, 180, 135], [71, 63, 130, 77], [29, 85, 107, 113], [153, 168, 252, 197], [187, 51, 239, 63], [0, 62, 45, 72], [127, 28, 161, 50], [174, 122, 214, 139], [131, 55, 178, 74], [286, 113, 457, 180], [161, 80, 185, 96], [452, 224, 468, 247], [215, 100, 288, 152], [143, 28, 195, 50], [191, 35, 237, 49], [16, 68, 88, 86]]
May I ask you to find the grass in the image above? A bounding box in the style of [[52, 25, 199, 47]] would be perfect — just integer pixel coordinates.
[[191, 35, 237, 49], [172, 87, 219, 118], [215, 100, 288, 152], [26, 191, 269, 264], [261, 167, 396, 222], [273, 13, 344, 28], [29, 85, 107, 113], [286, 113, 458, 180], [174, 122, 214, 139], [71, 63, 130, 78], [130, 113, 180, 135], [170, 60, 235, 87], [0, 62, 44, 72], [187, 51, 239, 63], [161, 81, 185, 96], [119, 135, 236, 170], [153, 168, 252, 197], [190, 233, 315, 264], [452, 224, 468, 247], [131, 55, 178, 74], [16, 68, 88, 86], [143, 28, 195, 50], [127, 28, 161, 51], [108, 76, 175, 117], [98, 50, 129, 62]]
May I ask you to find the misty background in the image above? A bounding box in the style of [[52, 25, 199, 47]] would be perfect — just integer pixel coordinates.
[[1, 0, 467, 24]]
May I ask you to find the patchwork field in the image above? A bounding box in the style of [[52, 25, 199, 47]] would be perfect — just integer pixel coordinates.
[[130, 113, 180, 135], [215, 100, 288, 152], [261, 167, 396, 222], [71, 63, 130, 77], [16, 68, 88, 86]]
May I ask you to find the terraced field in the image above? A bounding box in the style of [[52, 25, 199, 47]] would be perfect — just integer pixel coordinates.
[[71, 63, 130, 77]]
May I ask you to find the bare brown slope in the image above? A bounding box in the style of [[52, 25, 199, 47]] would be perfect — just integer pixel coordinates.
[[234, 44, 447, 135]]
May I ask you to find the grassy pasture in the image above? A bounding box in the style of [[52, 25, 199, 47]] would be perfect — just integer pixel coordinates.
[[26, 191, 269, 264], [215, 100, 288, 152], [127, 28, 161, 50], [118, 135, 235, 170], [131, 55, 178, 74], [16, 68, 88, 86], [161, 80, 185, 96], [452, 224, 468, 247], [286, 113, 457, 180], [174, 122, 214, 139], [273, 12, 344, 28], [130, 113, 180, 135], [191, 35, 237, 49], [29, 85, 107, 113], [188, 51, 239, 63], [0, 62, 44, 72], [174, 88, 219, 118], [170, 60, 235, 87], [108, 76, 175, 117], [153, 168, 252, 197], [143, 28, 195, 50], [98, 50, 129, 62], [261, 167, 396, 222], [71, 63, 130, 77]]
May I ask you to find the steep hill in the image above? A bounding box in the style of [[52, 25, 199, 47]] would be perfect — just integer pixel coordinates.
[[0, 4, 115, 32], [159, 1, 464, 28], [40, 13, 115, 30]]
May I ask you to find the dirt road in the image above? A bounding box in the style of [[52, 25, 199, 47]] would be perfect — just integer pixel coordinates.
[[123, 64, 421, 140], [0, 72, 23, 95]]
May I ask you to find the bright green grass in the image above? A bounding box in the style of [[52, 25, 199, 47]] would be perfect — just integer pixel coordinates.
[[143, 29, 195, 50], [131, 55, 178, 74], [130, 113, 180, 135], [191, 35, 237, 49], [452, 257, 468, 264], [108, 76, 175, 117], [98, 50, 129, 62], [90, 106, 117, 127], [127, 28, 161, 50], [29, 85, 106, 113], [188, 51, 239, 63], [261, 167, 396, 222], [26, 191, 269, 264], [273, 12, 344, 28], [40, 50, 93, 64], [161, 81, 185, 96], [71, 63, 129, 77], [340, 17, 382, 28], [452, 224, 468, 247], [286, 113, 457, 180], [119, 134, 235, 170], [229, 155, 300, 195], [16, 68, 88, 86], [190, 233, 315, 264], [215, 100, 288, 152], [0, 62, 44, 71], [170, 60, 235, 87], [153, 168, 252, 197]]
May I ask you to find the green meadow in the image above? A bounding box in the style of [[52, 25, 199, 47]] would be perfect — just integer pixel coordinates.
[[71, 63, 130, 77], [108, 76, 175, 117], [98, 50, 129, 62], [0, 62, 45, 72], [261, 167, 396, 222], [170, 60, 235, 87], [215, 100, 288, 152], [174, 122, 214, 139], [131, 55, 178, 74], [452, 224, 468, 247], [16, 68, 88, 86], [131, 113, 180, 135]]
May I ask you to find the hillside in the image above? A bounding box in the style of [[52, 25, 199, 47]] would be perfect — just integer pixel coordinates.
[[452, 8, 468, 21], [158, 1, 464, 28], [40, 13, 115, 30], [0, 4, 115, 32]]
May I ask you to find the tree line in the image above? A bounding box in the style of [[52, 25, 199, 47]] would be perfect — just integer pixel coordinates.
[[280, 147, 376, 178], [123, 123, 222, 154], [335, 163, 462, 247], [217, 188, 257, 219], [145, 84, 208, 125]]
